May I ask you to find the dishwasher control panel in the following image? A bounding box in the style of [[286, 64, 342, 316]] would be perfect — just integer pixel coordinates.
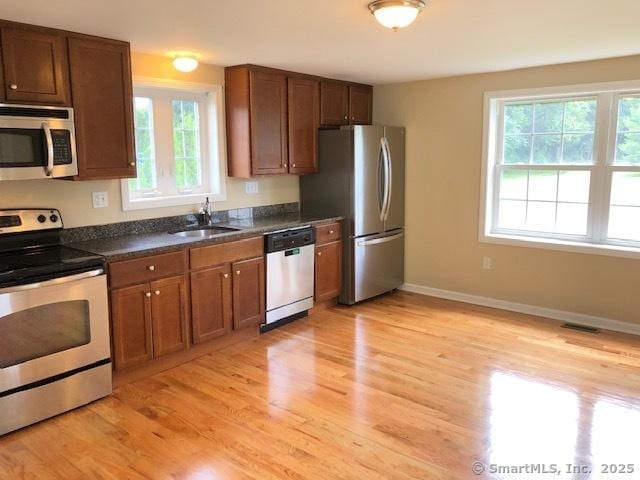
[[265, 227, 315, 253]]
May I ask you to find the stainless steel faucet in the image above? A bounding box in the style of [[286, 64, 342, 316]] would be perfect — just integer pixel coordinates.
[[200, 196, 213, 225]]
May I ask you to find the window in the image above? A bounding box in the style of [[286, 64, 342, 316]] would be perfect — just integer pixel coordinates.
[[480, 81, 640, 258], [121, 79, 226, 211]]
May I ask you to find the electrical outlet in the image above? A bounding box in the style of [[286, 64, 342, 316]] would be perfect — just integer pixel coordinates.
[[245, 181, 259, 194], [482, 257, 493, 270], [92, 191, 109, 208]]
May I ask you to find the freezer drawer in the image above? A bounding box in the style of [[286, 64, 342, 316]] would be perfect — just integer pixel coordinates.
[[353, 230, 404, 303]]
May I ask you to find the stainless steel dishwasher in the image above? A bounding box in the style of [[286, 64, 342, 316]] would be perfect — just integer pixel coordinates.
[[263, 226, 315, 331]]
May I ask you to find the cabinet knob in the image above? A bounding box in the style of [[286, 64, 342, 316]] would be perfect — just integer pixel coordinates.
[[292, 164, 296, 168], [147, 265, 155, 271], [9, 84, 17, 90], [236, 270, 241, 275], [317, 251, 322, 256], [283, 163, 288, 168], [145, 292, 151, 298], [329, 230, 334, 234], [130, 162, 135, 167], [223, 273, 229, 279], [344, 115, 348, 120], [154, 290, 160, 295]]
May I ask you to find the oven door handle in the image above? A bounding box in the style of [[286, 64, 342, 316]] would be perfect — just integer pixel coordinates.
[[0, 268, 104, 294], [42, 121, 55, 177]]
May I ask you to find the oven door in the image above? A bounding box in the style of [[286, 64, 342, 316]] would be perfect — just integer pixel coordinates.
[[0, 105, 78, 180], [0, 269, 110, 392]]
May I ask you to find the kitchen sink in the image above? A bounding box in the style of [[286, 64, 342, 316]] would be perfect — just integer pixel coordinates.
[[169, 225, 242, 238]]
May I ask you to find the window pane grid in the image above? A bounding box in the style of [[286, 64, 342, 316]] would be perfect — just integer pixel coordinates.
[[172, 100, 202, 189], [131, 97, 157, 192], [502, 98, 596, 166]]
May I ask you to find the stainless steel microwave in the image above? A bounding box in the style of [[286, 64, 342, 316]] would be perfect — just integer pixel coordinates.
[[0, 104, 78, 180]]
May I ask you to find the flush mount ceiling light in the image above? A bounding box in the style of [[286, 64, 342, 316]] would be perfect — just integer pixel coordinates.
[[368, 0, 427, 31], [172, 54, 199, 73]]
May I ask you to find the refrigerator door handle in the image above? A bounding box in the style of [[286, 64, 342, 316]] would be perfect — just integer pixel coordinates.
[[357, 231, 404, 247], [381, 136, 392, 222], [377, 138, 385, 218]]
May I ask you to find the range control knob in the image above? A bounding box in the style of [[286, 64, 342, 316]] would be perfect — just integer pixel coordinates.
[[49, 214, 59, 223], [37, 214, 47, 223]]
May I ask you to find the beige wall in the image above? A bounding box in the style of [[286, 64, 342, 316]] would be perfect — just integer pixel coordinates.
[[373, 55, 640, 324], [0, 52, 299, 228]]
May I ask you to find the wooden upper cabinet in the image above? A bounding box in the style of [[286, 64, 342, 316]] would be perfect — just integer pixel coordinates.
[[225, 66, 288, 177], [288, 76, 319, 175], [349, 85, 373, 125], [111, 283, 153, 371], [68, 37, 136, 180], [0, 27, 70, 105], [150, 275, 189, 358], [232, 256, 265, 330], [249, 70, 288, 175], [190, 265, 232, 344], [320, 81, 349, 126]]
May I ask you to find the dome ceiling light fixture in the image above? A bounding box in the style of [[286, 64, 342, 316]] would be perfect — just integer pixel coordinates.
[[172, 54, 199, 73], [368, 0, 427, 31]]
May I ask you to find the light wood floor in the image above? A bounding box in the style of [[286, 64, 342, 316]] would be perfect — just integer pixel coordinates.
[[2, 291, 640, 479]]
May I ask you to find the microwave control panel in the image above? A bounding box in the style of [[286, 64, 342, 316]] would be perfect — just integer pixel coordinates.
[[51, 130, 73, 165]]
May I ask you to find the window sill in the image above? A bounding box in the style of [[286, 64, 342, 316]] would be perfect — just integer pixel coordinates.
[[480, 232, 640, 260], [121, 191, 226, 211]]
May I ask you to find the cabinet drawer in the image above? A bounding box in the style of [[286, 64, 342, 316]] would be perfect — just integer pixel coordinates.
[[315, 222, 341, 245], [109, 250, 187, 288], [190, 237, 263, 270]]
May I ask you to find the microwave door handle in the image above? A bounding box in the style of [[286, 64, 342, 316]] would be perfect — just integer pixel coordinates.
[[42, 122, 54, 177]]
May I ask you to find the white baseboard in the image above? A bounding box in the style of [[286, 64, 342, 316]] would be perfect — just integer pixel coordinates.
[[400, 283, 640, 337]]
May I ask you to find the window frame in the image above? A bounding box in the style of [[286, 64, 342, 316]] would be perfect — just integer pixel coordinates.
[[479, 80, 640, 260], [121, 77, 227, 211]]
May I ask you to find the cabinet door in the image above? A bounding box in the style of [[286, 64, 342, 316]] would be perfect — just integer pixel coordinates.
[[68, 37, 136, 180], [288, 77, 319, 175], [320, 81, 349, 126], [315, 241, 343, 302], [349, 85, 373, 125], [111, 284, 153, 371], [249, 70, 288, 175], [0, 27, 70, 105], [190, 264, 232, 344], [232, 256, 265, 330], [150, 275, 189, 358]]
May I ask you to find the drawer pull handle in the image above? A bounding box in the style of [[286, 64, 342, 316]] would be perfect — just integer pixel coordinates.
[[145, 292, 151, 298], [147, 265, 155, 271], [223, 273, 229, 279], [329, 230, 334, 234], [9, 84, 17, 90], [236, 270, 241, 275], [154, 290, 160, 295]]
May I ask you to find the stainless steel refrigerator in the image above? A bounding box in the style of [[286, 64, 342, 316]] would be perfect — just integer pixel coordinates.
[[300, 125, 405, 305]]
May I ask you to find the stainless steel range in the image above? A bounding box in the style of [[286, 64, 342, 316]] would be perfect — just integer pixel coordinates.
[[0, 209, 111, 435]]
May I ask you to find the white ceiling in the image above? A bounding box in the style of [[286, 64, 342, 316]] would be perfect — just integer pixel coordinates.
[[1, 0, 639, 84]]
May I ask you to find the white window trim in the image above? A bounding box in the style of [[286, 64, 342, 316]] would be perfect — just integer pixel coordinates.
[[479, 79, 640, 260], [121, 76, 228, 211]]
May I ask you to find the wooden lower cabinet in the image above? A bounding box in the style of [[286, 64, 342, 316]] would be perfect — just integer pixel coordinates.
[[232, 256, 265, 330], [315, 240, 342, 302], [190, 264, 232, 343], [111, 274, 188, 371], [150, 275, 189, 358], [110, 283, 153, 371]]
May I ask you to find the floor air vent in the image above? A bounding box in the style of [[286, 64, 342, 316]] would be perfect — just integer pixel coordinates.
[[562, 323, 601, 334]]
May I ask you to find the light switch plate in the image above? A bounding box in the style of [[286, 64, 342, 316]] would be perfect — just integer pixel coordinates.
[[245, 181, 259, 194], [92, 191, 109, 208]]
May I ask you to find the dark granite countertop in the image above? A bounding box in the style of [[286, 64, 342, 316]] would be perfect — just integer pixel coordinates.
[[67, 213, 342, 261]]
